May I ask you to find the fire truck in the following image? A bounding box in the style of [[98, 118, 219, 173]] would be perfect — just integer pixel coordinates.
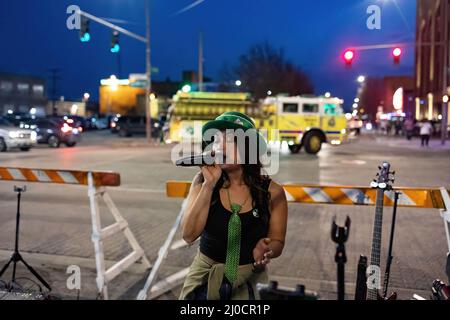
[[168, 91, 347, 154]]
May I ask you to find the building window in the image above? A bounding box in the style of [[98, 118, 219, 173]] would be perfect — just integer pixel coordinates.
[[32, 84, 44, 97], [17, 83, 30, 95], [0, 81, 13, 93]]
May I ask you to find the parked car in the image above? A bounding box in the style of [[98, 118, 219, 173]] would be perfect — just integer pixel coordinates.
[[115, 115, 156, 137], [87, 116, 110, 130], [20, 118, 81, 148], [93, 117, 109, 130], [0, 117, 36, 152], [49, 115, 87, 132], [4, 112, 33, 126], [110, 115, 121, 133]]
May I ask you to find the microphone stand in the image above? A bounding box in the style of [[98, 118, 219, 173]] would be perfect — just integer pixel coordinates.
[[331, 216, 351, 300], [0, 186, 51, 291]]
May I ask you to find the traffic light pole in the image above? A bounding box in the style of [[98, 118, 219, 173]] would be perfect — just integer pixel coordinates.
[[441, 0, 448, 146], [76, 7, 152, 143], [145, 0, 152, 143]]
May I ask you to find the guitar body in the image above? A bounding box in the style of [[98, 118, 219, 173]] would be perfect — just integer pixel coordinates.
[[356, 162, 398, 301], [378, 292, 397, 300]]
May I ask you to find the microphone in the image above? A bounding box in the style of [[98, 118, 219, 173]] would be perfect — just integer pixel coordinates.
[[175, 150, 220, 167]]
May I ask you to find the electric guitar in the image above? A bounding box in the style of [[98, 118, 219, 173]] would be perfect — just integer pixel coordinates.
[[355, 162, 397, 300]]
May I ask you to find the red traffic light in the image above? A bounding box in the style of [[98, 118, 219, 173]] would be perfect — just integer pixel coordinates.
[[392, 47, 402, 64], [343, 49, 355, 66]]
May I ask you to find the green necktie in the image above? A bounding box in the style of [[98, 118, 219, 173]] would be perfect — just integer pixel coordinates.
[[224, 203, 242, 284]]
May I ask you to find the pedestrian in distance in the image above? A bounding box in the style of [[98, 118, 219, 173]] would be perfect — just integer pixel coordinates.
[[179, 111, 288, 300], [404, 118, 414, 140], [419, 119, 432, 147]]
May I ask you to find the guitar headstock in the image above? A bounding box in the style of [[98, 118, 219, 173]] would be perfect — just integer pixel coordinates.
[[370, 161, 395, 190]]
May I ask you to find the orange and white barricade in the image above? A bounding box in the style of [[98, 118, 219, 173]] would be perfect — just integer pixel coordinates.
[[0, 167, 150, 300], [136, 181, 450, 299]]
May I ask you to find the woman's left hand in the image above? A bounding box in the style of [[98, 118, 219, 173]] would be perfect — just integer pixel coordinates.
[[253, 238, 273, 267]]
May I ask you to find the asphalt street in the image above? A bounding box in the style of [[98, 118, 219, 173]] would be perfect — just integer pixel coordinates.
[[0, 130, 449, 300]]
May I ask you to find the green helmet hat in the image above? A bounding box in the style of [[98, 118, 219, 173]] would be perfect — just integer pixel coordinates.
[[202, 111, 267, 155]]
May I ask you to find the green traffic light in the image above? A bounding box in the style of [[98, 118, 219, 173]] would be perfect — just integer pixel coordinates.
[[111, 44, 120, 53], [80, 33, 91, 42]]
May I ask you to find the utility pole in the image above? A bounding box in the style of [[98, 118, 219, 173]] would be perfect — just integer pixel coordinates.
[[48, 68, 60, 116], [198, 31, 203, 92], [441, 0, 449, 145], [145, 0, 152, 142]]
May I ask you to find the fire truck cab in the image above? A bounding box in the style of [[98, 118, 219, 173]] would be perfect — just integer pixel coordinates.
[[258, 95, 347, 154]]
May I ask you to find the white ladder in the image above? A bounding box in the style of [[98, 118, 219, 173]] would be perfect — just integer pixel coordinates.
[[87, 172, 151, 299]]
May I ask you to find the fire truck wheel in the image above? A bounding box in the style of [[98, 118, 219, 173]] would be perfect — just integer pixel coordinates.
[[288, 144, 301, 154], [303, 133, 322, 154]]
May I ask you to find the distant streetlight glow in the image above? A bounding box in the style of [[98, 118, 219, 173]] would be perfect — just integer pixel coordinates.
[[357, 75, 365, 83], [354, 98, 360, 103], [443, 95, 449, 103], [235, 80, 242, 87], [352, 103, 358, 109], [29, 108, 37, 115], [324, 92, 331, 98], [83, 92, 90, 100], [267, 90, 272, 96]]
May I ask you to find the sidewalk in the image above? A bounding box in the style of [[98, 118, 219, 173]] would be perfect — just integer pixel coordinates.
[[363, 134, 450, 151]]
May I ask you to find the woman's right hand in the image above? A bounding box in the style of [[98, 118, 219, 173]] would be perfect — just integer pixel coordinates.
[[201, 164, 222, 190]]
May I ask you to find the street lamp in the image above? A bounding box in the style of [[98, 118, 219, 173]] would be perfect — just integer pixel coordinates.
[[235, 80, 242, 87], [354, 98, 360, 103], [352, 103, 358, 109], [109, 75, 119, 91], [83, 92, 90, 101], [324, 92, 331, 98], [267, 90, 272, 96], [443, 95, 449, 103], [357, 75, 365, 83]]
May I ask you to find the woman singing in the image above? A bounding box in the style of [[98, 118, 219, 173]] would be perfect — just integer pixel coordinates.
[[179, 111, 288, 300]]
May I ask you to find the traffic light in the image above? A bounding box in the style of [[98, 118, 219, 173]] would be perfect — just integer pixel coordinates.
[[111, 31, 120, 53], [343, 49, 355, 67], [392, 47, 402, 64], [79, 17, 90, 42]]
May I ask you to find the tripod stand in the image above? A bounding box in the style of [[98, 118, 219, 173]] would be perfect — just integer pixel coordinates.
[[0, 186, 51, 291]]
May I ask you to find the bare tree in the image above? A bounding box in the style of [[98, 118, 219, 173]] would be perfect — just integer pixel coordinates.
[[233, 42, 314, 99]]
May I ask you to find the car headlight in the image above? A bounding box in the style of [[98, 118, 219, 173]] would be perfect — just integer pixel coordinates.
[[8, 131, 19, 139]]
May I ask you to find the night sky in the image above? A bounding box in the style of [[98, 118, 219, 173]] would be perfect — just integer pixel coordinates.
[[0, 0, 416, 109]]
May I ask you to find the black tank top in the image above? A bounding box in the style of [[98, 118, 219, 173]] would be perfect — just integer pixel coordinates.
[[199, 178, 271, 265]]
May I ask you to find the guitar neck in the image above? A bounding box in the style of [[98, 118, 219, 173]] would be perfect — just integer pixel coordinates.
[[367, 188, 385, 300]]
